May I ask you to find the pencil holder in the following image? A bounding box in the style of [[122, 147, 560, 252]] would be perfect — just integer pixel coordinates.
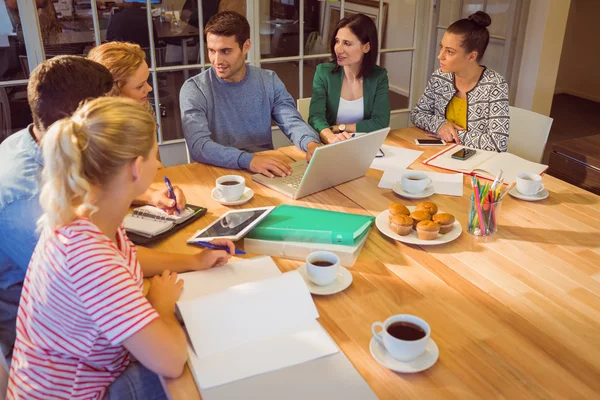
[[467, 197, 502, 236]]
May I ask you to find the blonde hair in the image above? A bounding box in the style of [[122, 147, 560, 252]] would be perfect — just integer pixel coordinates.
[[88, 42, 147, 97], [39, 97, 156, 231]]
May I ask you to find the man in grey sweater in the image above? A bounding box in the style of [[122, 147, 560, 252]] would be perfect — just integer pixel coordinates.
[[180, 11, 320, 177]]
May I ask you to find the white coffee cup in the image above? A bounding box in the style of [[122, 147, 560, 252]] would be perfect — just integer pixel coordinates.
[[516, 172, 543, 196], [215, 175, 246, 202], [401, 171, 432, 194], [372, 314, 431, 362], [306, 251, 340, 286]]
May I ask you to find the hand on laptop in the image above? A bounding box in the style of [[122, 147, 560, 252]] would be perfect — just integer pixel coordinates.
[[250, 155, 292, 178], [306, 141, 321, 162]]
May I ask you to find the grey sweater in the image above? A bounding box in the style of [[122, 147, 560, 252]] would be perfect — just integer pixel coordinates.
[[180, 66, 320, 169]]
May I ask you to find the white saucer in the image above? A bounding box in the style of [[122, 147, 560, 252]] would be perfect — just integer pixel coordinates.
[[376, 207, 462, 245], [370, 337, 439, 373], [392, 182, 435, 199], [211, 187, 254, 206], [508, 185, 549, 201], [297, 265, 353, 295]]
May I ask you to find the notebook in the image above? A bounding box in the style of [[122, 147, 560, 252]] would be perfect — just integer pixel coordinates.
[[176, 257, 339, 390], [124, 204, 206, 244], [246, 205, 374, 246], [423, 144, 548, 183]]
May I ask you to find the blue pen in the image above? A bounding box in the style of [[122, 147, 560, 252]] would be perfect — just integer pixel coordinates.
[[163, 176, 181, 215], [193, 241, 246, 255]]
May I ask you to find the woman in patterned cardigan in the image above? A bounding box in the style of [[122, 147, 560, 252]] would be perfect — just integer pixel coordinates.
[[410, 11, 510, 152]]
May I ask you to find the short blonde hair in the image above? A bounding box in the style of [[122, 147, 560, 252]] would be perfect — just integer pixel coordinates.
[[88, 42, 147, 97], [39, 97, 156, 231]]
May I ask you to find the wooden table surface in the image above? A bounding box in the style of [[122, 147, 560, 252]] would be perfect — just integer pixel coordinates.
[[149, 127, 600, 400]]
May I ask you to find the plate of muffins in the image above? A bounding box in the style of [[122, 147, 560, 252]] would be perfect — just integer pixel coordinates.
[[375, 201, 462, 245]]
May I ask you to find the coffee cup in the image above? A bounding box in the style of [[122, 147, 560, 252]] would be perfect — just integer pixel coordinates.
[[372, 314, 431, 361], [516, 172, 543, 196], [215, 175, 246, 202], [306, 251, 340, 286], [401, 171, 432, 194]]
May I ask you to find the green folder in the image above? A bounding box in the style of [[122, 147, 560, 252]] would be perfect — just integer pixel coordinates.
[[247, 205, 374, 246]]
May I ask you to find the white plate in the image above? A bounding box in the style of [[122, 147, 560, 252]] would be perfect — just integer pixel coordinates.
[[297, 265, 353, 295], [508, 185, 549, 201], [392, 182, 435, 199], [211, 187, 254, 206], [370, 337, 439, 373], [376, 207, 462, 245]]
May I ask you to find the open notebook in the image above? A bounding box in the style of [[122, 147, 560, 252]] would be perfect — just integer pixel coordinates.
[[124, 204, 205, 243], [176, 257, 339, 390], [423, 144, 548, 183]]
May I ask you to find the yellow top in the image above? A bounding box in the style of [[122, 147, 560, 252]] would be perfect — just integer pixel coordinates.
[[445, 96, 467, 129]]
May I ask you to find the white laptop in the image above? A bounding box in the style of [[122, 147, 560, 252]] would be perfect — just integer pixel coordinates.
[[252, 128, 390, 199]]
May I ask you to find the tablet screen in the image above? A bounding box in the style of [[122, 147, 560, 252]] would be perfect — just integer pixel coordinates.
[[194, 209, 270, 239]]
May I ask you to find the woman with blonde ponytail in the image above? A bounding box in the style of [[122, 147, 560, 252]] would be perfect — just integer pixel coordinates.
[[8, 97, 236, 400]]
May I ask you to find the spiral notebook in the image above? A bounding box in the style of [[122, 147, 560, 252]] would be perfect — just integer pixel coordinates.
[[124, 204, 205, 242]]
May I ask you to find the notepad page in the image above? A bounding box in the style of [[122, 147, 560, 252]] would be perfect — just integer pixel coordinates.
[[123, 215, 172, 237], [132, 205, 196, 223], [474, 152, 548, 183], [178, 271, 319, 359], [425, 145, 496, 173], [187, 321, 338, 389]]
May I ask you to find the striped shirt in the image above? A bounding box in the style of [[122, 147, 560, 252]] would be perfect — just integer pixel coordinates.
[[7, 219, 159, 399]]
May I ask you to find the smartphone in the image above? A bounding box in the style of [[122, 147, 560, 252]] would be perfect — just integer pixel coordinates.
[[451, 148, 477, 160], [376, 148, 385, 158], [414, 138, 446, 146]]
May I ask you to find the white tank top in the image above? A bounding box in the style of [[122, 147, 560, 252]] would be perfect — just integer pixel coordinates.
[[336, 97, 364, 125]]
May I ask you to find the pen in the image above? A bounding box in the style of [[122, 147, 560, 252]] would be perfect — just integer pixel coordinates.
[[163, 176, 181, 215], [192, 241, 246, 255]]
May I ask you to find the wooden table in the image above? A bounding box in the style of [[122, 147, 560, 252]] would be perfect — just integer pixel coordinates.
[[548, 134, 600, 196], [149, 127, 600, 400]]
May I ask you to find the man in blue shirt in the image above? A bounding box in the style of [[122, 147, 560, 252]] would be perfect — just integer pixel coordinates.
[[180, 11, 321, 178], [0, 56, 186, 358]]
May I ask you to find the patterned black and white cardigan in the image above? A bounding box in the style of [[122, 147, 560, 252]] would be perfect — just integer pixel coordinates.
[[410, 67, 510, 152]]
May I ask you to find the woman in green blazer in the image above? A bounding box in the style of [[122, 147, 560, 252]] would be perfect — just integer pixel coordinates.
[[309, 13, 390, 144]]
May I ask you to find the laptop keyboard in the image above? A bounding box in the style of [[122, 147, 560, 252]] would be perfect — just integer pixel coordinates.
[[281, 174, 303, 188]]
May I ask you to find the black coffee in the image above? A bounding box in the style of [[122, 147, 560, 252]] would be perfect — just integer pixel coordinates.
[[407, 177, 422, 181], [386, 322, 426, 341], [220, 181, 240, 186], [311, 260, 334, 267]]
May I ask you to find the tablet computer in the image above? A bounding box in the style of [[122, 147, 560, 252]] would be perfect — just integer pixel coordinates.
[[187, 206, 275, 242]]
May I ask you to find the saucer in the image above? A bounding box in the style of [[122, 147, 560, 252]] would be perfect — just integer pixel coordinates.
[[370, 337, 439, 373], [211, 187, 254, 206], [392, 182, 435, 199], [297, 265, 353, 295], [508, 184, 548, 201]]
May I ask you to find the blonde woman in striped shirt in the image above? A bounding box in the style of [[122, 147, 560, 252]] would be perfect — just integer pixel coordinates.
[[7, 97, 235, 400]]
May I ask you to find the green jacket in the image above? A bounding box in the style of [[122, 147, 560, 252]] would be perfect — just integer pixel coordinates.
[[308, 62, 390, 134]]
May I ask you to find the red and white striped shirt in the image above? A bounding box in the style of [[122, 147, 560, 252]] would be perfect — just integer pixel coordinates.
[[7, 219, 159, 400]]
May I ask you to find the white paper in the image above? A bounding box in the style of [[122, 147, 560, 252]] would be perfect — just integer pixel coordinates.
[[188, 321, 338, 389], [177, 256, 280, 302], [178, 271, 319, 359], [379, 168, 464, 197], [369, 144, 423, 171]]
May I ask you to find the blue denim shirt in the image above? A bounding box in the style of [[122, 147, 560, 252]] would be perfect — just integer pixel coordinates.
[[0, 125, 43, 355]]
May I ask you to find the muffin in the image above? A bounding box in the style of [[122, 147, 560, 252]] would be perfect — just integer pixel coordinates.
[[416, 201, 438, 215], [416, 220, 440, 240], [390, 214, 413, 236], [410, 210, 432, 230], [432, 213, 456, 234], [388, 203, 410, 221]]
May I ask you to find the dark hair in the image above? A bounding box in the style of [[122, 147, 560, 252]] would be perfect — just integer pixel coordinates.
[[204, 11, 250, 49], [330, 13, 378, 79], [28, 55, 114, 132], [447, 11, 491, 61]]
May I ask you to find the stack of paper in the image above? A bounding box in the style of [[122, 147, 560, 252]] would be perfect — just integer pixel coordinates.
[[379, 168, 464, 197], [176, 257, 339, 389]]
